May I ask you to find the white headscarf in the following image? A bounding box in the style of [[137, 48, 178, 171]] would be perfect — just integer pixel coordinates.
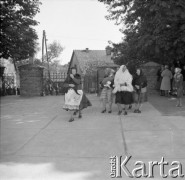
[[113, 65, 133, 93], [175, 67, 181, 74]]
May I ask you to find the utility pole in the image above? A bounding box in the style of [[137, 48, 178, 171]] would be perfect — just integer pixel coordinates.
[[42, 30, 51, 82], [42, 30, 44, 63]]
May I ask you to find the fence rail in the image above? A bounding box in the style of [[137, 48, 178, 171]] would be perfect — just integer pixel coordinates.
[[44, 72, 67, 82]]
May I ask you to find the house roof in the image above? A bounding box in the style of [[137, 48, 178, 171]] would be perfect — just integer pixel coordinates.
[[71, 50, 118, 75]]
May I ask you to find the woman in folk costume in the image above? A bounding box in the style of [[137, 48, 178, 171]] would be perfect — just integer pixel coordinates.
[[160, 65, 173, 97], [132, 68, 147, 113], [113, 65, 134, 115], [173, 68, 183, 107], [100, 68, 115, 113], [63, 67, 92, 122]]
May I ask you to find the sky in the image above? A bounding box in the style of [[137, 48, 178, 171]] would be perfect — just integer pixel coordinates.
[[34, 0, 123, 65]]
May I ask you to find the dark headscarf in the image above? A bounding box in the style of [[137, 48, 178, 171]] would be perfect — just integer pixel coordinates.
[[64, 67, 81, 95], [133, 68, 147, 88]]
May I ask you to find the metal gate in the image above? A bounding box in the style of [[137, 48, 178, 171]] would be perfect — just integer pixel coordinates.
[[43, 71, 67, 95]]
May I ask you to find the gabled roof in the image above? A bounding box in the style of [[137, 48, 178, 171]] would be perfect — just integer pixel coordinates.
[[70, 50, 118, 75]]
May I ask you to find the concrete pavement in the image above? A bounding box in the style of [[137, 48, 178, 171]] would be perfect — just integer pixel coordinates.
[[0, 94, 185, 180]]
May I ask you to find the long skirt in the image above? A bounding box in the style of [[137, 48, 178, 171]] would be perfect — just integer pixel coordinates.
[[63, 88, 92, 111], [115, 91, 133, 105]]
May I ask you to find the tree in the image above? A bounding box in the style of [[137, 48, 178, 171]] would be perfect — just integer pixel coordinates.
[[0, 0, 41, 62], [99, 0, 185, 65], [45, 41, 64, 62]]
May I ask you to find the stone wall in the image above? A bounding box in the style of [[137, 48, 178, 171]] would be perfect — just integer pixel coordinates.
[[19, 65, 44, 96], [141, 61, 161, 91]]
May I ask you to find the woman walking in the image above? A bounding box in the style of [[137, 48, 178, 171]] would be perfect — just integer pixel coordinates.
[[173, 68, 183, 107], [63, 67, 92, 122], [113, 65, 134, 115], [157, 65, 164, 96], [100, 68, 115, 113], [132, 68, 147, 113], [160, 65, 173, 97]]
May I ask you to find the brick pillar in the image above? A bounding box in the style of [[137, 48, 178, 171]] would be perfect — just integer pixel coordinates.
[[141, 62, 161, 91], [19, 65, 44, 96]]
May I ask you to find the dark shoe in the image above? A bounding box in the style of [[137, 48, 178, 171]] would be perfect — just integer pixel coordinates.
[[73, 111, 77, 115], [128, 105, 132, 109], [68, 118, 74, 122], [134, 109, 138, 113], [123, 111, 128, 115], [108, 110, 112, 113], [78, 114, 82, 118], [118, 111, 122, 115], [137, 110, 141, 113], [101, 109, 106, 113]]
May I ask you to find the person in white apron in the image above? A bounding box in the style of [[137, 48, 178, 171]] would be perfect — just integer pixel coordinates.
[[113, 65, 134, 115], [63, 67, 92, 122]]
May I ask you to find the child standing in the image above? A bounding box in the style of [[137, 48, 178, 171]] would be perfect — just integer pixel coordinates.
[[100, 68, 115, 113], [173, 68, 183, 107]]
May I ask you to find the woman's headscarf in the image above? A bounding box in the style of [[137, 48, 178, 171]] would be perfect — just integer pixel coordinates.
[[175, 67, 181, 74], [135, 68, 145, 77], [113, 65, 133, 93], [114, 65, 133, 86]]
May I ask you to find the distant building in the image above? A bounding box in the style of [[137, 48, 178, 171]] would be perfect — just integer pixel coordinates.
[[68, 47, 118, 93], [0, 58, 30, 94]]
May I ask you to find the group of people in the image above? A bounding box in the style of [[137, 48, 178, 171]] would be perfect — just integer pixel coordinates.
[[0, 86, 20, 96], [62, 62, 184, 122], [100, 65, 147, 115], [157, 60, 185, 107], [62, 65, 148, 122]]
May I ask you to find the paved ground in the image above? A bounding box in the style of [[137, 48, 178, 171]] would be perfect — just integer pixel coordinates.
[[0, 94, 185, 180]]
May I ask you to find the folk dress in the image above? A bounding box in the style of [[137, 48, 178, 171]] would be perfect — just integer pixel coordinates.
[[100, 76, 114, 103], [63, 74, 92, 111], [113, 65, 134, 105]]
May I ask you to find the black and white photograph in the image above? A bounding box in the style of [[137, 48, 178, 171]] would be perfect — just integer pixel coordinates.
[[0, 0, 185, 179]]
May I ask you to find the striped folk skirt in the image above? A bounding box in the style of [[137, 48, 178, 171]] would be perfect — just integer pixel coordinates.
[[100, 87, 114, 103]]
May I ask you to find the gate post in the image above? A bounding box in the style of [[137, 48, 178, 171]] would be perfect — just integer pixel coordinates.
[[19, 64, 44, 96], [141, 61, 161, 92]]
